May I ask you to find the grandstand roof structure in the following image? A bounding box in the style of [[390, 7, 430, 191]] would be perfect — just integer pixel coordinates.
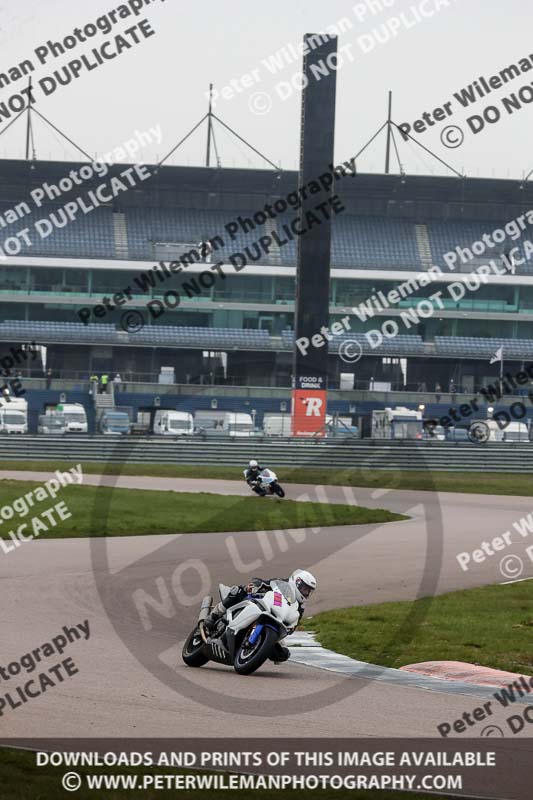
[[2, 158, 533, 220]]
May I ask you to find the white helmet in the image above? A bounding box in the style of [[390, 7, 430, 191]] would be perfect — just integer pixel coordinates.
[[289, 569, 317, 604], [249, 460, 258, 468]]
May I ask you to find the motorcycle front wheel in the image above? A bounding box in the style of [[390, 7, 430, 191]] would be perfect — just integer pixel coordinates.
[[234, 626, 278, 675], [182, 626, 209, 667], [272, 482, 285, 498]]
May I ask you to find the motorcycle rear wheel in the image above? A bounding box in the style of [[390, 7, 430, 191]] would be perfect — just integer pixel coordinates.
[[234, 626, 278, 675], [182, 626, 209, 667]]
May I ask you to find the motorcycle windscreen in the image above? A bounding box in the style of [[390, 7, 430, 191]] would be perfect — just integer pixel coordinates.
[[271, 580, 296, 604]]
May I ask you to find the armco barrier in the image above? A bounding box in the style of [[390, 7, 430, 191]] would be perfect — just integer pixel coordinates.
[[0, 436, 532, 472]]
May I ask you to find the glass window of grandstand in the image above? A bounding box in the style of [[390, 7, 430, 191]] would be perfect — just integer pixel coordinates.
[[0, 266, 28, 292], [455, 319, 515, 338], [444, 283, 514, 313], [393, 281, 515, 314], [91, 269, 136, 295], [27, 305, 82, 322], [335, 280, 518, 315], [242, 312, 291, 334], [30, 267, 64, 293], [212, 275, 294, 304], [29, 268, 89, 295], [273, 277, 294, 303], [515, 320, 533, 338], [423, 318, 455, 340], [0, 302, 25, 320], [518, 286, 533, 313], [243, 314, 259, 329], [151, 311, 210, 328], [65, 269, 89, 294], [333, 280, 388, 306]]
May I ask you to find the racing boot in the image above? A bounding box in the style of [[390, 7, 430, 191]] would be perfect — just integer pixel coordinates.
[[203, 586, 246, 634], [202, 601, 225, 635], [269, 643, 290, 664]]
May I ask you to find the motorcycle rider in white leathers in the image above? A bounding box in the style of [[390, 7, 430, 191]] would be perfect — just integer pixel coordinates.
[[203, 569, 317, 662], [245, 459, 265, 494]]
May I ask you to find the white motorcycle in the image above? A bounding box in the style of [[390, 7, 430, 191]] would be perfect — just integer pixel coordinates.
[[244, 468, 285, 497], [182, 581, 299, 675]]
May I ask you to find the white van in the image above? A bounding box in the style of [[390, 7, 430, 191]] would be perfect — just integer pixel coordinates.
[[53, 403, 88, 433], [222, 412, 255, 437], [325, 414, 359, 438], [502, 421, 530, 441], [263, 414, 292, 436], [99, 410, 131, 435], [38, 413, 67, 435], [484, 419, 505, 442], [0, 397, 28, 434], [372, 407, 423, 440], [153, 410, 194, 436]]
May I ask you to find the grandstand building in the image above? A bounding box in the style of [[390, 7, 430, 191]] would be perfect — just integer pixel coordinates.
[[2, 158, 533, 431]]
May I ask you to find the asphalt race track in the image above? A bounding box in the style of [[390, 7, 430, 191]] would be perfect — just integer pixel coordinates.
[[1, 470, 532, 740]]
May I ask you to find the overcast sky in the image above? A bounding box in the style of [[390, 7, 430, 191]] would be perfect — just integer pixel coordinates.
[[0, 0, 531, 179]]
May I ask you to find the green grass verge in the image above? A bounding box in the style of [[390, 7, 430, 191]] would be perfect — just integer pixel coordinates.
[[0, 460, 530, 496], [0, 480, 403, 538], [0, 749, 456, 800], [303, 581, 533, 675]]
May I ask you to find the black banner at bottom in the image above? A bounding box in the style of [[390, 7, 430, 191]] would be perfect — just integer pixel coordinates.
[[0, 738, 531, 799]]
